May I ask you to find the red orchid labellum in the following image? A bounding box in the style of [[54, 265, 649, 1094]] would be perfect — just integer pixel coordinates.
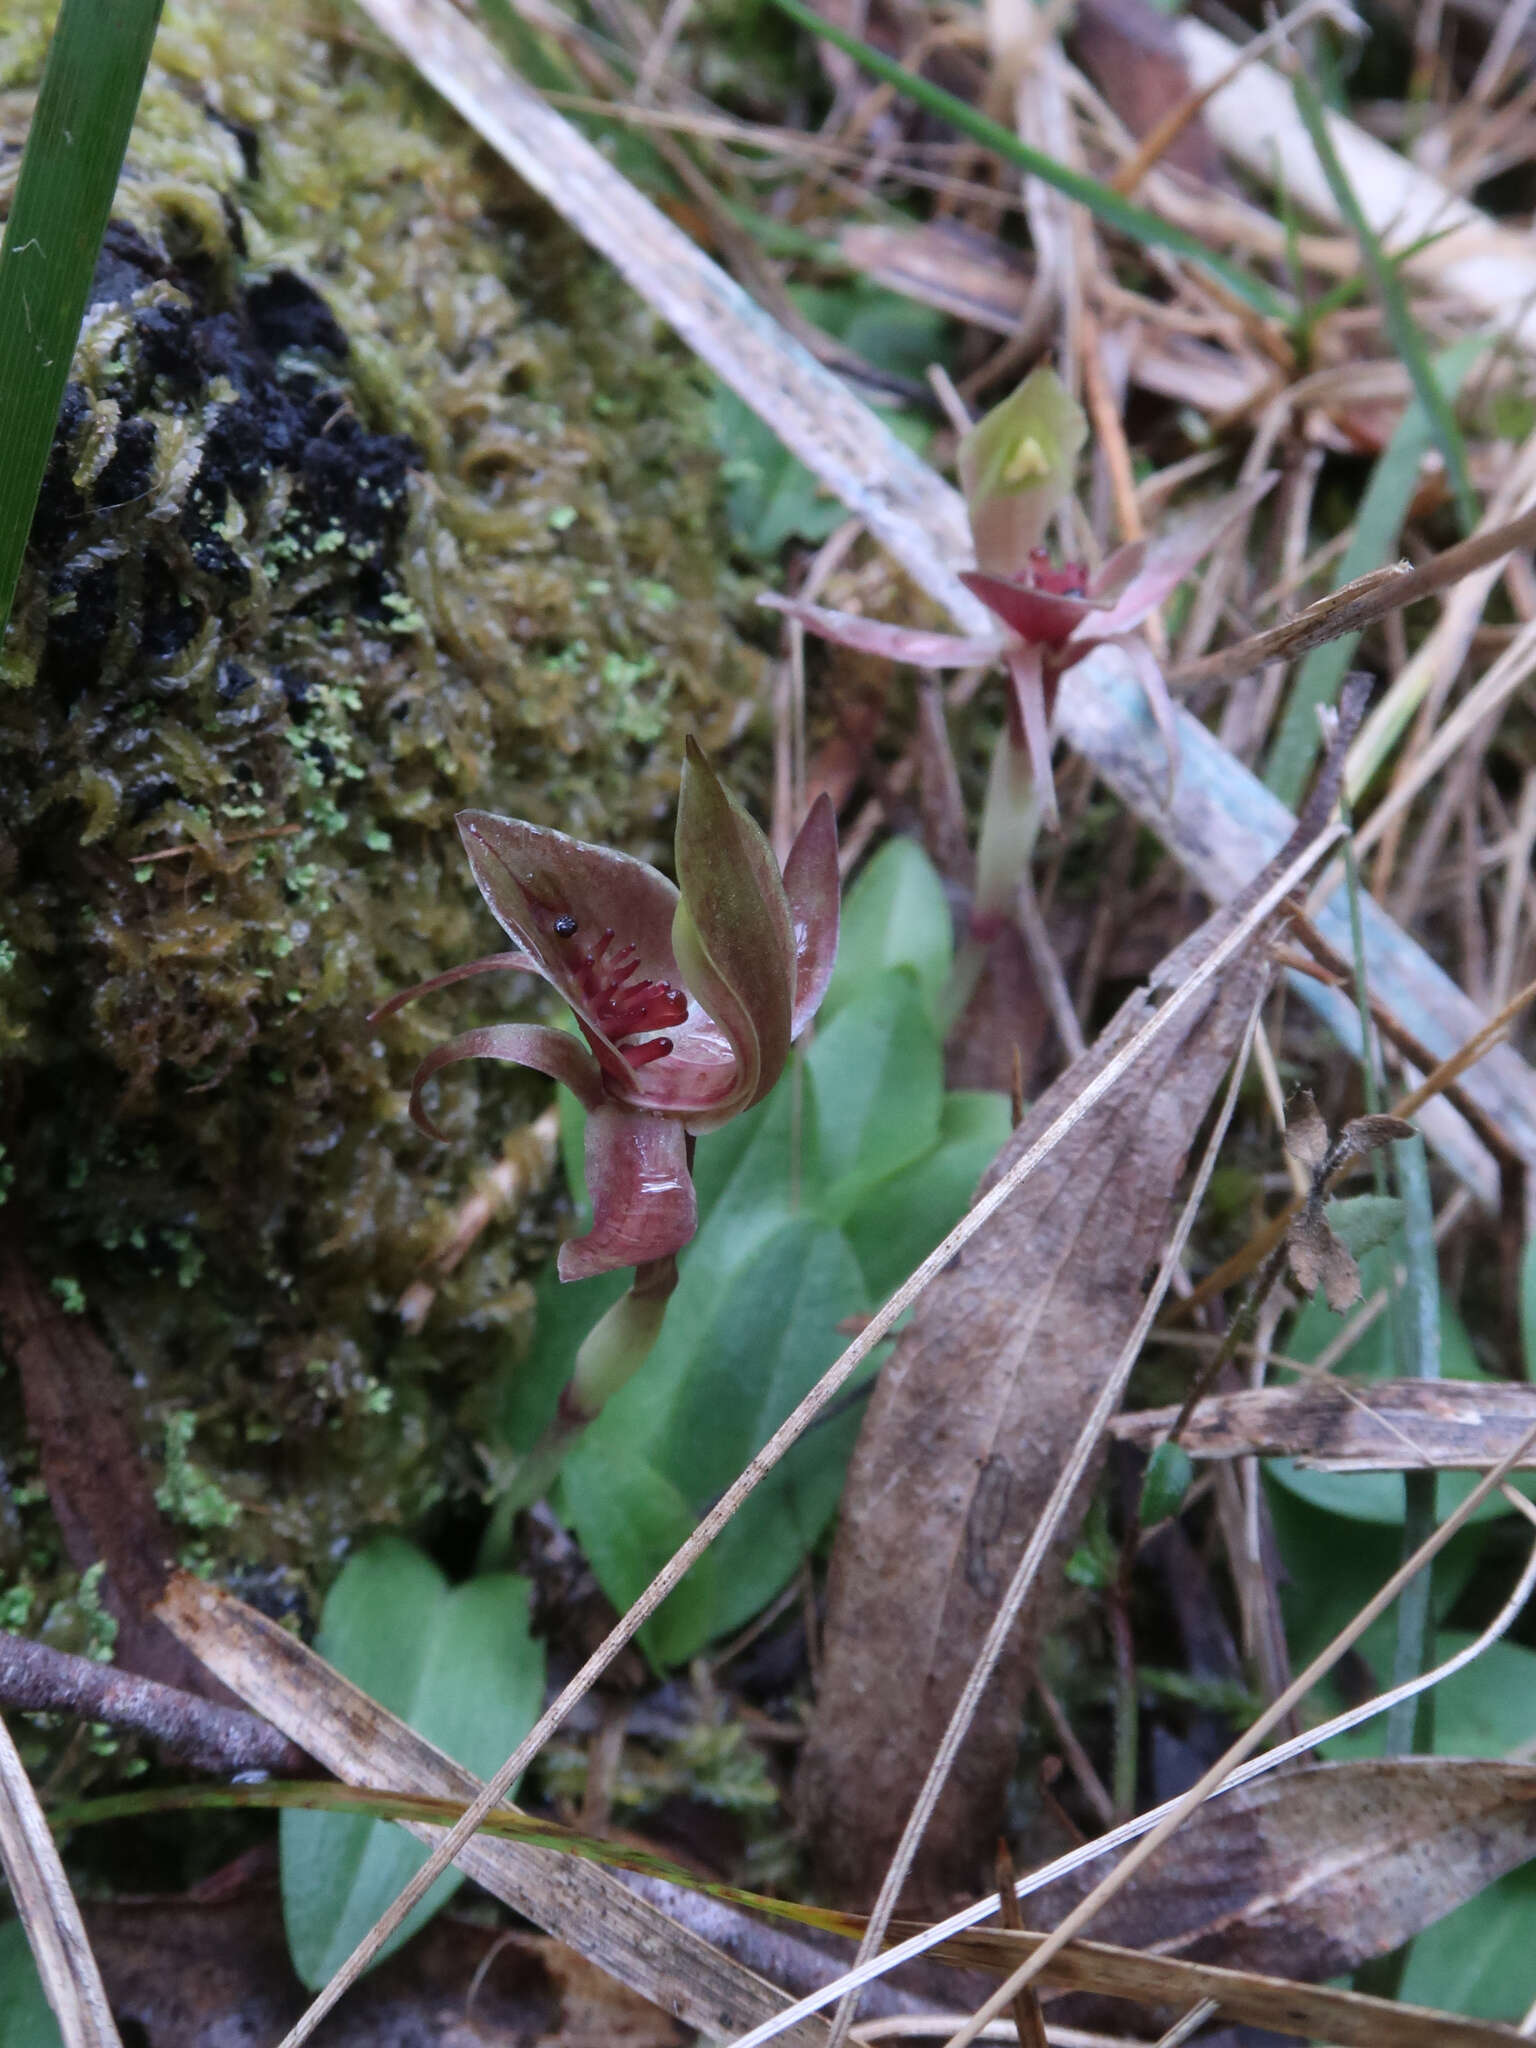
[[375, 740, 838, 1283], [760, 364, 1271, 830]]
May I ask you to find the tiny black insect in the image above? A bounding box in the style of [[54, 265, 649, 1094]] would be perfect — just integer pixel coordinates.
[[552, 914, 578, 937]]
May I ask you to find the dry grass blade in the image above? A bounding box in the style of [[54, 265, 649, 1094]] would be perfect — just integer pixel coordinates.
[[151, 1572, 832, 2047], [1008, 1756, 1536, 1982], [1170, 503, 1536, 691], [0, 1713, 121, 2048], [1061, 645, 1536, 1206], [938, 1418, 1536, 2046], [1173, 14, 1536, 353], [729, 1538, 1536, 2045], [1118, 1379, 1536, 1470], [915, 1924, 1522, 2048]]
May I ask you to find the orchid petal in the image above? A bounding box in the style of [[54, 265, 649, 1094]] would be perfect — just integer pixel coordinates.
[[368, 950, 539, 1025], [1006, 645, 1058, 832], [558, 1107, 697, 1281], [456, 811, 682, 1069], [1073, 476, 1277, 642], [758, 593, 1001, 669], [782, 792, 840, 1040], [1104, 632, 1181, 806], [958, 365, 1088, 574], [671, 739, 795, 1122], [959, 570, 1099, 649], [408, 1023, 605, 1140]]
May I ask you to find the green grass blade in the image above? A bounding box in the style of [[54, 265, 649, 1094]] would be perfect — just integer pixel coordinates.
[[1265, 335, 1485, 808], [1289, 66, 1477, 536], [767, 0, 1290, 323], [0, 0, 164, 644]]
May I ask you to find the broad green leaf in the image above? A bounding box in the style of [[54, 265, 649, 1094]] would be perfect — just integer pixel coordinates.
[[558, 1446, 718, 1668], [280, 1540, 543, 1987], [842, 1089, 1009, 1301], [1265, 1476, 1486, 1672], [823, 836, 954, 1025], [1399, 1863, 1536, 2023], [1323, 1635, 1536, 1762], [0, 1923, 61, 2048], [565, 1218, 869, 1662], [803, 969, 942, 1219]]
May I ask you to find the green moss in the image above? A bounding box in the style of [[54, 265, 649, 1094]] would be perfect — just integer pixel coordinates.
[[0, 0, 765, 1619]]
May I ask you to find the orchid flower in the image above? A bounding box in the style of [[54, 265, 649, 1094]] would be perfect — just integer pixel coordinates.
[[376, 742, 838, 1509], [376, 738, 839, 1284], [761, 366, 1268, 858]]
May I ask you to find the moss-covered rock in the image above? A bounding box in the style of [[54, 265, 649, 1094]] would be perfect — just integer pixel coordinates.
[[0, 0, 763, 1612]]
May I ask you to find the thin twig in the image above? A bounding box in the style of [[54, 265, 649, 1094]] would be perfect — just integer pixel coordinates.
[[0, 1633, 311, 1777]]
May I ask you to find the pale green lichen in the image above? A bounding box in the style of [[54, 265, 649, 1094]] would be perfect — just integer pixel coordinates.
[[0, 0, 768, 1633]]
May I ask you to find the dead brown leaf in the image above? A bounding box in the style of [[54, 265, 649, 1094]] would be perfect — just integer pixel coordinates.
[[1116, 1377, 1536, 1470], [1070, 0, 1226, 187], [1014, 1758, 1536, 1986], [796, 909, 1275, 1908]]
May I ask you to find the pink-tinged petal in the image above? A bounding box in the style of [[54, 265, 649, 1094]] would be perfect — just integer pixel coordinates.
[[758, 593, 1001, 670], [958, 365, 1088, 575], [408, 1023, 606, 1140], [1007, 645, 1058, 832], [672, 739, 796, 1121], [557, 1107, 698, 1281], [959, 571, 1100, 649], [1073, 476, 1277, 642], [782, 792, 840, 1039], [1093, 540, 1148, 604], [1103, 632, 1181, 805], [367, 949, 540, 1025], [456, 811, 682, 1069]]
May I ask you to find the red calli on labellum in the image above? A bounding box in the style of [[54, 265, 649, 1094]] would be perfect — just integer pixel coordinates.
[[374, 741, 838, 1282]]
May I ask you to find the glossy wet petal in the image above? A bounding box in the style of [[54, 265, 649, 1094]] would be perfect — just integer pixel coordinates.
[[782, 792, 840, 1039], [457, 810, 682, 1068], [558, 1107, 698, 1281], [758, 594, 1001, 668], [408, 1023, 606, 1140]]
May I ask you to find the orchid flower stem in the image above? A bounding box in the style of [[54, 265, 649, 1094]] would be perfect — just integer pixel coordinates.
[[939, 725, 1044, 1040], [498, 1254, 681, 1528]]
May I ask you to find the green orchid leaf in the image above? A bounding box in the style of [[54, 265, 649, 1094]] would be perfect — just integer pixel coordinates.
[[280, 1539, 543, 1987], [823, 836, 954, 1026]]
